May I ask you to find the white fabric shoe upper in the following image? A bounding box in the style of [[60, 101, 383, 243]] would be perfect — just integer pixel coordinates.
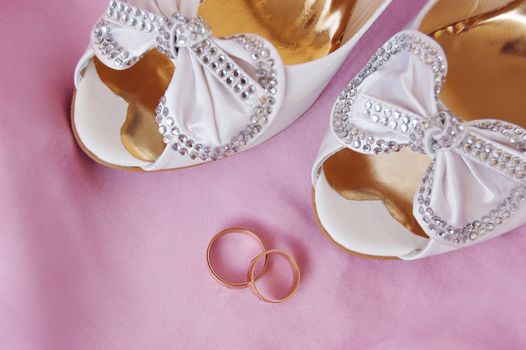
[[312, 1, 526, 259]]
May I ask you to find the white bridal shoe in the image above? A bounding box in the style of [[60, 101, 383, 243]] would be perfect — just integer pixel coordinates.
[[312, 0, 526, 259], [72, 0, 391, 171]]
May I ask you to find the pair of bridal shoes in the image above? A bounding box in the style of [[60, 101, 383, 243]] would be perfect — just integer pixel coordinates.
[[72, 0, 526, 259]]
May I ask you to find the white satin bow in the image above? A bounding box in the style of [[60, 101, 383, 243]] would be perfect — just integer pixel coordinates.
[[91, 0, 285, 161], [332, 30, 526, 246]]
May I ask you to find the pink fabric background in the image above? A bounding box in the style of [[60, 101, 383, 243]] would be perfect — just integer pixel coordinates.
[[1, 0, 526, 349]]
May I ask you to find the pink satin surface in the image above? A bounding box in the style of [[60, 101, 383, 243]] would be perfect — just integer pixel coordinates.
[[1, 0, 526, 349]]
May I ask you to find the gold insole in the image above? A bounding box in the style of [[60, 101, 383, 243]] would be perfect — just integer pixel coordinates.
[[325, 0, 526, 237], [199, 0, 357, 64], [93, 0, 359, 162], [94, 52, 174, 161]]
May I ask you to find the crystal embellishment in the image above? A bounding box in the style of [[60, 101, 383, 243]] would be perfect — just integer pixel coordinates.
[[155, 34, 277, 161]]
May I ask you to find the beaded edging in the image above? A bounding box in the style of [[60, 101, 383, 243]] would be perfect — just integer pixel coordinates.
[[155, 34, 279, 161]]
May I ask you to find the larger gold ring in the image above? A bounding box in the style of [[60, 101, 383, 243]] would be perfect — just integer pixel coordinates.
[[206, 227, 269, 289]]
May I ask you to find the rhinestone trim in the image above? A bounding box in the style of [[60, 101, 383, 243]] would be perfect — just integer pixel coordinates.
[[106, 0, 165, 35], [425, 111, 467, 154], [92, 19, 137, 68], [332, 32, 447, 154], [95, 0, 211, 65], [472, 120, 526, 154], [190, 38, 261, 103], [361, 97, 420, 136], [415, 164, 526, 245], [155, 34, 279, 161], [454, 119, 526, 179]]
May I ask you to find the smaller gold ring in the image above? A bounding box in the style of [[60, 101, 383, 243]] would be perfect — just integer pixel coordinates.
[[247, 249, 301, 303], [206, 227, 269, 289]]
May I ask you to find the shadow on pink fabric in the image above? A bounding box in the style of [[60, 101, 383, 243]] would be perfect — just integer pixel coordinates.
[[1, 0, 525, 349]]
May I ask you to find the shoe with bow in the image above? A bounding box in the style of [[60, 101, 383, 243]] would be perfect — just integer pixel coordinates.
[[72, 0, 391, 171], [312, 0, 526, 259]]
